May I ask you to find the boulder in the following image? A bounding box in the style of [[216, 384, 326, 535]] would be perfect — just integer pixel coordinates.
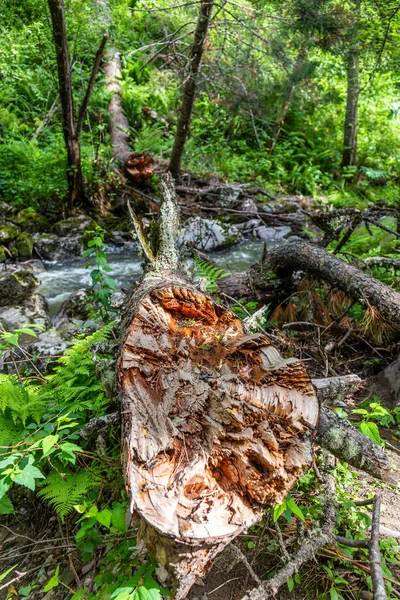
[[0, 268, 39, 306], [14, 208, 50, 233], [52, 214, 96, 237], [54, 288, 92, 324], [257, 225, 292, 242], [34, 233, 84, 261], [27, 328, 69, 357], [179, 217, 242, 251], [240, 198, 259, 214], [0, 246, 7, 263], [0, 201, 16, 219], [0, 222, 21, 243], [14, 232, 34, 260], [203, 185, 243, 207], [0, 294, 50, 331], [378, 357, 400, 408]]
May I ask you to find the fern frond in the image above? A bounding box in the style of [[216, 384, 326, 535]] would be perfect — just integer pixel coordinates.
[[193, 254, 227, 293], [38, 471, 94, 520], [0, 374, 45, 424]]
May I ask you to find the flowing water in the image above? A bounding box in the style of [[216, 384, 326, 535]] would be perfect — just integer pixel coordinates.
[[37, 240, 265, 315]]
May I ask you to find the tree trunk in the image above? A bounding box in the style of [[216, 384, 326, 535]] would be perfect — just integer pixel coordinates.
[[47, 0, 84, 208], [219, 239, 400, 333], [95, 0, 153, 184], [268, 47, 307, 155], [341, 0, 360, 168], [168, 0, 214, 178], [117, 174, 320, 599]]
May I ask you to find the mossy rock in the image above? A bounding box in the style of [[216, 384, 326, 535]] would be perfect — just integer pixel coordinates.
[[0, 268, 39, 307], [0, 246, 7, 263], [14, 208, 50, 233], [15, 232, 34, 260], [52, 215, 97, 237], [0, 222, 21, 243], [0, 201, 16, 220]]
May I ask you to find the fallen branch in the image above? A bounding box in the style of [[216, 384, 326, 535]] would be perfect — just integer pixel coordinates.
[[312, 374, 362, 405], [369, 495, 388, 600], [242, 463, 337, 599], [316, 409, 398, 485]]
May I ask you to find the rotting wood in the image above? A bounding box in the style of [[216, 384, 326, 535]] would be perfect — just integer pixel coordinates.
[[117, 173, 320, 599]]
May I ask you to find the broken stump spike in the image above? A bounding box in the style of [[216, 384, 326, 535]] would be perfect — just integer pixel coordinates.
[[156, 172, 181, 273], [127, 200, 155, 264]]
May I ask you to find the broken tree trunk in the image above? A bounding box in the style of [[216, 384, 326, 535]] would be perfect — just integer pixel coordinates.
[[117, 174, 319, 599], [219, 239, 400, 334], [96, 0, 154, 183]]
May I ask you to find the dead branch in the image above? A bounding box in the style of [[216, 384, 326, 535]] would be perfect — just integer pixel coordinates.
[[75, 33, 108, 138], [312, 374, 362, 405], [242, 463, 337, 599], [316, 409, 398, 485], [369, 495, 388, 600]]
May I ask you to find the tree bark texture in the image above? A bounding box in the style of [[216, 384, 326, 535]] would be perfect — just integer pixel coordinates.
[[168, 0, 214, 178], [220, 240, 400, 333], [316, 409, 398, 485], [341, 0, 360, 168], [103, 47, 154, 183], [47, 0, 84, 208], [117, 175, 319, 599]]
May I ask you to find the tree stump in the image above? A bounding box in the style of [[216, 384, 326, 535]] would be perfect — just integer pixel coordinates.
[[117, 174, 319, 598]]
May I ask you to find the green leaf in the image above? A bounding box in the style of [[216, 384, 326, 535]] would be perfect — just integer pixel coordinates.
[[330, 587, 339, 600], [286, 496, 305, 521], [273, 500, 287, 522], [287, 577, 294, 592], [1, 332, 20, 346], [0, 564, 18, 583], [111, 506, 127, 532], [43, 566, 59, 592], [97, 508, 112, 528], [42, 434, 59, 456], [13, 457, 44, 491], [0, 477, 12, 499], [0, 496, 14, 514], [359, 421, 382, 445]]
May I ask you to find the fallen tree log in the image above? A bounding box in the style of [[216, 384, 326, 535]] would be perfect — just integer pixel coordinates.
[[96, 0, 154, 184], [117, 175, 320, 598], [219, 239, 400, 332]]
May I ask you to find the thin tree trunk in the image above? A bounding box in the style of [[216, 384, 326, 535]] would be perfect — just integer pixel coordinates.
[[169, 0, 214, 178], [341, 0, 361, 168], [268, 47, 307, 155], [47, 0, 84, 208]]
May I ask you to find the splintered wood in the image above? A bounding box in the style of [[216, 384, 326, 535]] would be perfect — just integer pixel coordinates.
[[118, 282, 319, 599]]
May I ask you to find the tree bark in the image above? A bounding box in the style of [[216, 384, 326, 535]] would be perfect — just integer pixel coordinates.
[[219, 240, 400, 333], [100, 20, 153, 182], [47, 0, 84, 208], [168, 0, 214, 178], [117, 174, 320, 599], [341, 0, 361, 168], [316, 409, 398, 485]]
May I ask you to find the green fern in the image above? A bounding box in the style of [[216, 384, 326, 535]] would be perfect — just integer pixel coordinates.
[[41, 323, 114, 411], [193, 254, 228, 293], [0, 374, 44, 425], [38, 470, 94, 520]]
